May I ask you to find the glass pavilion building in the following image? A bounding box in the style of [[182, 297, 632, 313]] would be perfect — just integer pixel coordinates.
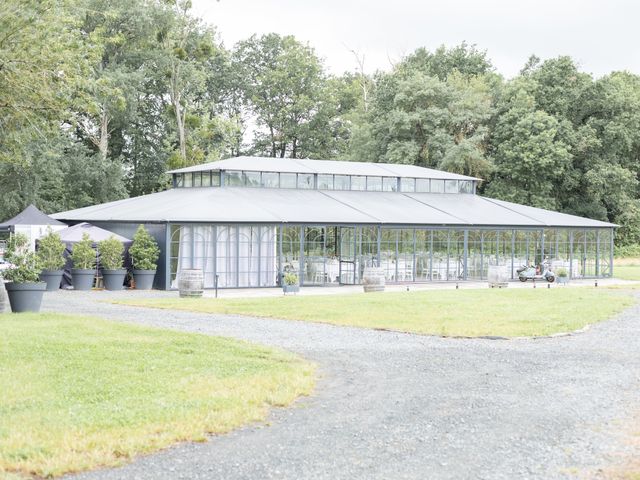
[[53, 156, 616, 289]]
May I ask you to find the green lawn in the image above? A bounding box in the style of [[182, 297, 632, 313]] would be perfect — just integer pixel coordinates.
[[115, 288, 634, 338], [0, 314, 314, 479], [614, 264, 640, 281]]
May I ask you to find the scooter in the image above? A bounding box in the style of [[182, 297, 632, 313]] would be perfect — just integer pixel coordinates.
[[517, 262, 555, 283]]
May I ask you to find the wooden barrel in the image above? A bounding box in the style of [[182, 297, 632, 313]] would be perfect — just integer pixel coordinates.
[[362, 266, 385, 293], [178, 269, 204, 298]]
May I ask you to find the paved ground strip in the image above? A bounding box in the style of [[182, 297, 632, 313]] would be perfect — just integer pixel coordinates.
[[42, 290, 640, 480]]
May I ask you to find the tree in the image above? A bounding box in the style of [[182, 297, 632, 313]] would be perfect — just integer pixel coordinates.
[[485, 85, 571, 209], [233, 33, 329, 158]]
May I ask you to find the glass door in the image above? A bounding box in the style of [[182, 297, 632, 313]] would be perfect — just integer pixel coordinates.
[[338, 226, 356, 284]]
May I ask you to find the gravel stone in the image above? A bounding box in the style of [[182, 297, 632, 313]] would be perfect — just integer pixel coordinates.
[[40, 290, 640, 480]]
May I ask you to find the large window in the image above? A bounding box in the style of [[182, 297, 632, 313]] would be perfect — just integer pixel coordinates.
[[225, 170, 243, 186], [401, 178, 415, 192], [445, 180, 458, 193], [431, 180, 444, 193], [349, 176, 364, 190], [332, 175, 349, 190], [280, 173, 297, 189], [297, 173, 314, 189], [416, 178, 430, 192], [382, 177, 397, 192], [317, 174, 333, 190], [243, 171, 261, 187], [366, 176, 383, 191], [262, 172, 279, 188]]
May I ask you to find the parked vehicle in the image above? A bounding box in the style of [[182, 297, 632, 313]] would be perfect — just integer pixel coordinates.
[[517, 262, 555, 283]]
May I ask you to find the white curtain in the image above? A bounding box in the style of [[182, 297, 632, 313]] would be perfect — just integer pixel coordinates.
[[174, 225, 277, 289]]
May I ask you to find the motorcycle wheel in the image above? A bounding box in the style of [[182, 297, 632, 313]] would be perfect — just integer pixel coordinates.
[[546, 276, 555, 283], [519, 276, 527, 282]]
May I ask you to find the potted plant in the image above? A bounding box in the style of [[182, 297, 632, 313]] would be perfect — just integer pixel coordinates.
[[98, 235, 126, 291], [2, 233, 46, 312], [36, 228, 66, 291], [556, 267, 569, 285], [282, 272, 299, 294], [71, 233, 96, 291], [128, 225, 160, 290]]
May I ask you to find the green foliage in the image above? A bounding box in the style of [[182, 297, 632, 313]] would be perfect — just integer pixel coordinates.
[[36, 229, 66, 271], [71, 233, 96, 270], [129, 225, 160, 270], [614, 244, 640, 258], [97, 236, 124, 270], [283, 272, 299, 286], [556, 267, 568, 277], [2, 233, 42, 283]]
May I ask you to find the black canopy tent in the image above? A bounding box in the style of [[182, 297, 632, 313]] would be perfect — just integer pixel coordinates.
[[0, 204, 66, 232]]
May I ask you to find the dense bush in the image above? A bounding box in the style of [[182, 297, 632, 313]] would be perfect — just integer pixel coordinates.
[[128, 225, 160, 270], [71, 233, 96, 270], [2, 233, 41, 283], [36, 229, 66, 271], [98, 236, 124, 270], [614, 244, 640, 258]]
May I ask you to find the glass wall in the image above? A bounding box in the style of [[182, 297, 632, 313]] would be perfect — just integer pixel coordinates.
[[169, 224, 614, 289], [172, 171, 476, 193]]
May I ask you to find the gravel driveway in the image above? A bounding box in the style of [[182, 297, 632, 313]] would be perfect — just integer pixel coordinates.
[[42, 290, 640, 480]]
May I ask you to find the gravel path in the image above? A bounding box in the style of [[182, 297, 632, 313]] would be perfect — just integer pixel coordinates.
[[42, 290, 640, 480]]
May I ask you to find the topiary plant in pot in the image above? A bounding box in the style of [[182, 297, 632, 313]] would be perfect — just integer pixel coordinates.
[[556, 267, 569, 285], [71, 233, 96, 291], [2, 233, 46, 312], [98, 236, 126, 291], [36, 228, 66, 291], [128, 225, 160, 290], [282, 272, 299, 294]]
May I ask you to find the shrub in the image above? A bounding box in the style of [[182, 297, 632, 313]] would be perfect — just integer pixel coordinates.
[[2, 233, 41, 283], [556, 267, 568, 278], [37, 228, 66, 271], [614, 243, 640, 259], [284, 272, 298, 286], [129, 225, 160, 270], [71, 233, 96, 270], [98, 236, 124, 270]]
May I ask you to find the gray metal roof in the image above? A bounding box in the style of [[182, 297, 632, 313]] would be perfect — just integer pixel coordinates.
[[52, 187, 616, 228], [167, 156, 479, 181]]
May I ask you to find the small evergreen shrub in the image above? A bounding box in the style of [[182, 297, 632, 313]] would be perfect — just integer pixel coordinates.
[[2, 233, 41, 283], [284, 272, 298, 286], [98, 236, 124, 270], [556, 267, 568, 278], [129, 225, 160, 270], [71, 233, 96, 270], [37, 228, 66, 271]]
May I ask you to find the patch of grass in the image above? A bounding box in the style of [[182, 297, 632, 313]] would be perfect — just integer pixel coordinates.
[[0, 314, 314, 478], [614, 264, 640, 281], [115, 288, 634, 338]]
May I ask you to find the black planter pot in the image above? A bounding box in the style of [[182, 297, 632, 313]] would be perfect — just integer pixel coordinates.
[[39, 269, 64, 291], [72, 269, 95, 291], [102, 269, 127, 291], [6, 282, 46, 313], [133, 269, 156, 290]]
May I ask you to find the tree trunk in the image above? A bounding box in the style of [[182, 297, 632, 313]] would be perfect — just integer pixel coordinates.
[[292, 137, 298, 159], [97, 108, 109, 162]]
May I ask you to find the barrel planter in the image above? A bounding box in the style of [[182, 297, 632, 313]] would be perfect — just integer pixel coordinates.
[[362, 266, 385, 293], [133, 269, 156, 290], [178, 269, 204, 298], [72, 268, 95, 291], [5, 282, 47, 313], [102, 269, 127, 291], [40, 269, 64, 291]]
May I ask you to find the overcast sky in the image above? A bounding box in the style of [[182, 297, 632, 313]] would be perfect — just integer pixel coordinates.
[[191, 0, 638, 79]]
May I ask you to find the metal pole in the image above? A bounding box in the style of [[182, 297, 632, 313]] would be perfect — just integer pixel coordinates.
[[463, 229, 468, 281]]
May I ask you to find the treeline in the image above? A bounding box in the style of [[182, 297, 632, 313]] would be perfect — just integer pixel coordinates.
[[2, 0, 640, 244]]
